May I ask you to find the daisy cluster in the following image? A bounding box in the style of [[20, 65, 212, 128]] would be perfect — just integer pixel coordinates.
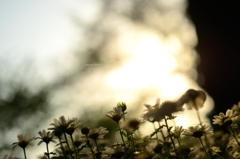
[[2, 89, 240, 159]]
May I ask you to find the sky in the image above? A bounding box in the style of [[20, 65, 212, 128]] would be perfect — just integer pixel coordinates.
[[0, 0, 215, 157]]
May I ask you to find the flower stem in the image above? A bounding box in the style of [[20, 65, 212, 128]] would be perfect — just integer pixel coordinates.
[[164, 117, 178, 156], [152, 123, 159, 141], [63, 133, 73, 159], [177, 137, 182, 146], [94, 139, 101, 158], [70, 135, 78, 158], [46, 143, 50, 159], [158, 122, 166, 141], [58, 136, 66, 157], [86, 135, 97, 159], [229, 126, 240, 146], [117, 122, 127, 150], [196, 109, 210, 148], [23, 148, 27, 159], [199, 137, 210, 159]]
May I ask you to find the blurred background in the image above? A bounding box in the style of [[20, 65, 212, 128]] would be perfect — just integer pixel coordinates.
[[0, 0, 239, 157]]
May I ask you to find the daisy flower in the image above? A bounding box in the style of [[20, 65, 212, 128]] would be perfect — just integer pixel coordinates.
[[12, 134, 34, 159], [123, 118, 144, 134], [116, 102, 127, 113], [143, 100, 183, 122], [88, 127, 109, 140], [106, 107, 124, 122], [101, 146, 125, 159], [48, 116, 74, 133], [178, 89, 206, 110], [212, 109, 238, 126], [35, 129, 56, 145], [232, 101, 240, 113], [12, 133, 34, 149], [171, 126, 184, 138], [66, 118, 83, 135], [183, 125, 213, 138]]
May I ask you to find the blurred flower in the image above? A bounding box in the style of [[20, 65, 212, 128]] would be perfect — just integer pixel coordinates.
[[152, 143, 163, 154], [106, 107, 124, 122], [66, 118, 83, 135], [232, 102, 240, 112], [144, 98, 160, 111], [143, 100, 183, 122], [37, 155, 48, 159], [12, 133, 34, 149], [89, 127, 109, 140], [171, 126, 184, 138], [183, 125, 213, 138], [117, 102, 127, 113], [178, 89, 206, 110], [101, 146, 125, 159], [212, 109, 238, 126], [2, 155, 18, 159], [81, 126, 90, 135], [35, 129, 57, 145], [123, 118, 144, 133], [209, 146, 221, 156], [73, 133, 86, 148]]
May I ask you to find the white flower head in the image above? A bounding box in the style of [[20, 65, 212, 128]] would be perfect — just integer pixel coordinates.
[[12, 133, 34, 149], [183, 125, 213, 138], [89, 127, 109, 140], [212, 109, 238, 126], [106, 107, 124, 122], [35, 129, 56, 145]]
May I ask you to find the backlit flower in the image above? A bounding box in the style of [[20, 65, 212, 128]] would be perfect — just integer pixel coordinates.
[[89, 127, 109, 140], [209, 146, 221, 156], [12, 133, 34, 149], [232, 101, 240, 113], [116, 102, 127, 113], [101, 146, 125, 159], [123, 118, 144, 133], [183, 125, 213, 138], [178, 89, 206, 110], [171, 126, 184, 138], [143, 99, 183, 122], [66, 118, 83, 135], [73, 133, 86, 148], [212, 109, 238, 126], [106, 107, 124, 122], [48, 116, 74, 133], [35, 129, 57, 145]]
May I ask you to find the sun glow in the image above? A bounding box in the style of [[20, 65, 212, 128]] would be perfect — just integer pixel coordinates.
[[106, 31, 213, 127], [107, 34, 176, 89]]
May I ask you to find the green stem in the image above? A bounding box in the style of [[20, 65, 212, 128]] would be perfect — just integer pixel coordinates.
[[196, 109, 210, 148], [86, 135, 97, 159], [63, 133, 73, 159], [177, 137, 182, 146], [158, 122, 166, 141], [46, 143, 50, 159], [199, 137, 210, 159], [58, 136, 66, 157], [164, 117, 178, 156], [117, 122, 127, 150], [229, 126, 240, 146], [152, 123, 159, 141], [70, 135, 78, 158], [23, 148, 27, 159], [94, 139, 101, 158]]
